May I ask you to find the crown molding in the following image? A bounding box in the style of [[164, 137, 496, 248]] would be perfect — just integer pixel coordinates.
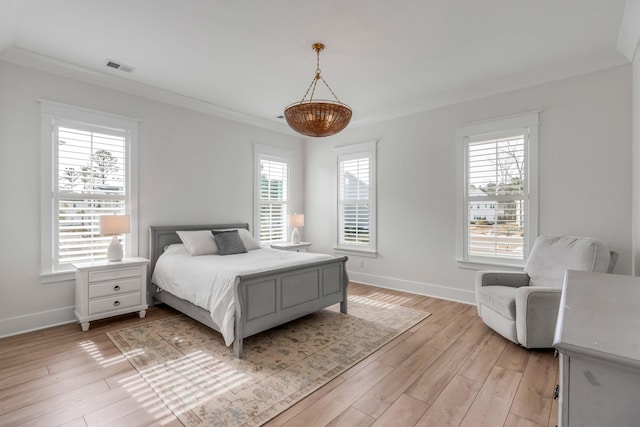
[[617, 0, 640, 61], [0, 47, 299, 136]]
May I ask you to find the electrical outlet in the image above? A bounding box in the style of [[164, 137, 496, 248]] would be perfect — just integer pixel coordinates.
[[359, 260, 364, 268]]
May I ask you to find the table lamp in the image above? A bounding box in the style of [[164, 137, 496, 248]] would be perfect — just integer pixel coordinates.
[[100, 214, 130, 261], [289, 213, 304, 244]]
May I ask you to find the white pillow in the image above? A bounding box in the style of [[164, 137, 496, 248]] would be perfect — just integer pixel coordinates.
[[176, 230, 219, 256], [236, 228, 261, 250]]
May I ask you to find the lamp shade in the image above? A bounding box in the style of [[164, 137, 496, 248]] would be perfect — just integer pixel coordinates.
[[100, 215, 130, 235], [289, 213, 304, 227]]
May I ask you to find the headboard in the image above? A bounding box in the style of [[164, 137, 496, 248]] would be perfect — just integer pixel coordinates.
[[148, 223, 250, 278]]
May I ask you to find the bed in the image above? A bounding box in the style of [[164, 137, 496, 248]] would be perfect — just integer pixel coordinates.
[[148, 223, 349, 358]]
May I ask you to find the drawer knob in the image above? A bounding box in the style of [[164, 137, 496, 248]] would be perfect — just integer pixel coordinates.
[[113, 300, 121, 307], [114, 285, 121, 292]]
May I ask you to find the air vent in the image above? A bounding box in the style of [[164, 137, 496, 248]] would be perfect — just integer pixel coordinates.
[[105, 59, 135, 73]]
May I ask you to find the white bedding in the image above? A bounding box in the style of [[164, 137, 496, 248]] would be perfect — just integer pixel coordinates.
[[151, 244, 334, 346]]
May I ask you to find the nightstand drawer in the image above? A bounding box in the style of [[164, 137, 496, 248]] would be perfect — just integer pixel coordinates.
[[89, 277, 142, 299], [89, 266, 141, 283], [89, 292, 141, 315]]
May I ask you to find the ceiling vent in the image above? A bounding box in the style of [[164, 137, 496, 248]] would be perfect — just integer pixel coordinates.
[[105, 59, 134, 73]]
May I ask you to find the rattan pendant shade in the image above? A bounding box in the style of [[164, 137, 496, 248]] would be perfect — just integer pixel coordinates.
[[284, 43, 352, 138]]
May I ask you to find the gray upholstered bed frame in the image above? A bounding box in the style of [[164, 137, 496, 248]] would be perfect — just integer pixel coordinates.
[[148, 223, 349, 358]]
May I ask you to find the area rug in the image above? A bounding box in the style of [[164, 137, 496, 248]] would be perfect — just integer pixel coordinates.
[[107, 296, 430, 426]]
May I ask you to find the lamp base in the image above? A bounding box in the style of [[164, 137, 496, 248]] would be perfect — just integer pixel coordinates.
[[107, 235, 124, 262], [291, 227, 300, 244]]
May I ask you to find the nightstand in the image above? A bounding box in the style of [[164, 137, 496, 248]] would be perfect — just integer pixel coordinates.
[[72, 257, 149, 331], [270, 242, 312, 252]]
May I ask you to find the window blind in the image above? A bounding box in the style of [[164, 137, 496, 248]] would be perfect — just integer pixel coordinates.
[[466, 135, 526, 260], [55, 125, 127, 264], [259, 158, 288, 242], [339, 156, 370, 246]]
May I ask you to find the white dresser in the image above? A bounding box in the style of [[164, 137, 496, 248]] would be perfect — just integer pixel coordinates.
[[553, 270, 640, 427], [72, 257, 149, 331]]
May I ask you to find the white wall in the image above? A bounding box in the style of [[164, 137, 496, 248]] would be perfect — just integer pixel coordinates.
[[633, 45, 640, 276], [0, 59, 633, 336], [0, 60, 304, 336], [305, 65, 632, 303]]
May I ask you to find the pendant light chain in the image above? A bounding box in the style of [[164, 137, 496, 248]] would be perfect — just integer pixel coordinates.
[[298, 44, 342, 103]]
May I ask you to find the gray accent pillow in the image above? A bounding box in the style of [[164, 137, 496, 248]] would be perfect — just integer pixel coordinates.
[[211, 229, 248, 255]]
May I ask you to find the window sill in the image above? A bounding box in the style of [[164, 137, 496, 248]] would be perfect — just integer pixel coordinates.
[[334, 248, 377, 258], [40, 269, 75, 284], [456, 259, 524, 271]]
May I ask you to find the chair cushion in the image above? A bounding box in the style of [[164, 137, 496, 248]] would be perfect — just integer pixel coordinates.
[[524, 235, 611, 288], [476, 285, 518, 320]]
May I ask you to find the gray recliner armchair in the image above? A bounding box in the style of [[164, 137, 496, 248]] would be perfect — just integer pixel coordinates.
[[475, 235, 618, 348]]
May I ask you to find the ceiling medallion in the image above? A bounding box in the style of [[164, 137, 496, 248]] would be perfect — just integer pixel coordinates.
[[284, 43, 352, 137]]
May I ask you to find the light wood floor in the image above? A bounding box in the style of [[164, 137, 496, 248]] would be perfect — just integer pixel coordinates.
[[0, 283, 558, 427]]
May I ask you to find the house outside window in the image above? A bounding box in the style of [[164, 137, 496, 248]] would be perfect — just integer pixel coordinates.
[[456, 112, 538, 266], [253, 144, 291, 243], [40, 101, 139, 279], [334, 141, 377, 255]]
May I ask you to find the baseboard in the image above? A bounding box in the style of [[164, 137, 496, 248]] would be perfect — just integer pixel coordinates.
[[0, 306, 76, 338], [347, 271, 476, 305]]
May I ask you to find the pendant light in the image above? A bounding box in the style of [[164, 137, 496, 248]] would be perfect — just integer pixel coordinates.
[[284, 43, 352, 137]]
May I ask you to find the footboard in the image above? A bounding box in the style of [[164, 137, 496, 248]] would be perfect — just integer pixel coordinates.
[[233, 256, 349, 358]]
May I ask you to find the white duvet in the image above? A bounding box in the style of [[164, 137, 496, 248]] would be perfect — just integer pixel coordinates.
[[151, 244, 334, 346]]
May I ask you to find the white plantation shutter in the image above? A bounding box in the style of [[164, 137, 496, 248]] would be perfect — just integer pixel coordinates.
[[457, 113, 538, 266], [466, 136, 526, 260], [41, 101, 138, 276], [335, 141, 377, 254], [339, 157, 370, 246], [259, 158, 288, 242], [56, 125, 127, 264]]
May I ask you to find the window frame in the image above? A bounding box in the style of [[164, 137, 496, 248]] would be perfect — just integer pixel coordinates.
[[456, 112, 539, 268], [253, 144, 292, 244], [334, 141, 377, 256], [40, 100, 139, 282]]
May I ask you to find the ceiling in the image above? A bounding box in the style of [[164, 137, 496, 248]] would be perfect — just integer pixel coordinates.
[[0, 0, 634, 135]]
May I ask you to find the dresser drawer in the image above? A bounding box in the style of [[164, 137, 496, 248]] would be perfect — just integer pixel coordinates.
[[88, 277, 142, 299], [89, 292, 141, 315], [88, 266, 141, 283]]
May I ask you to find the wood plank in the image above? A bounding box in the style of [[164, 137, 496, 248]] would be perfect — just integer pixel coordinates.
[[15, 385, 134, 427], [0, 380, 109, 426], [352, 365, 425, 418], [509, 351, 557, 425], [405, 339, 476, 404], [504, 413, 545, 427], [496, 341, 531, 373], [0, 361, 131, 415], [424, 311, 477, 351], [377, 322, 441, 367], [459, 330, 508, 382], [370, 394, 429, 427], [282, 361, 393, 426], [263, 376, 345, 426], [326, 407, 374, 427], [459, 365, 522, 427], [415, 375, 483, 427]]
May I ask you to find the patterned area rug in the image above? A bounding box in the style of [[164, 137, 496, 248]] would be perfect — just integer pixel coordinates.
[[107, 296, 430, 426]]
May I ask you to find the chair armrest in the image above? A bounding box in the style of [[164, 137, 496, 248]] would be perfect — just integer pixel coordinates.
[[515, 286, 562, 348], [476, 270, 530, 288]]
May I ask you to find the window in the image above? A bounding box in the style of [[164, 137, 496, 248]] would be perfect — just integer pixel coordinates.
[[335, 141, 377, 255], [253, 145, 291, 243], [40, 101, 139, 278], [457, 112, 538, 266]]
